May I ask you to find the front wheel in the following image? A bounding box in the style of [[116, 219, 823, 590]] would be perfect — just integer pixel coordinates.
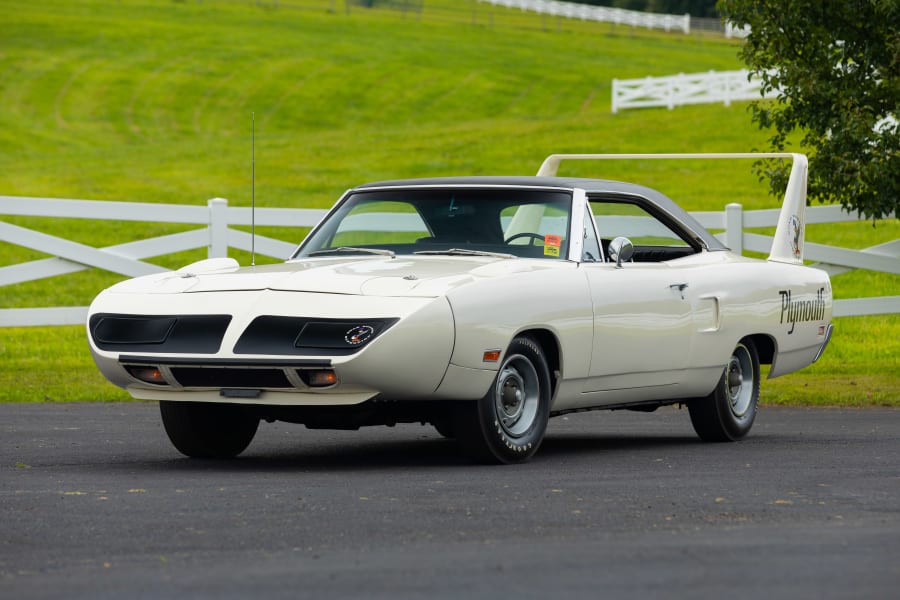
[[160, 401, 259, 458], [688, 339, 760, 442], [453, 335, 551, 464]]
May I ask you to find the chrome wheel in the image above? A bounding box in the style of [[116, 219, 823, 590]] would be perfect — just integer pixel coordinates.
[[727, 344, 755, 418], [688, 339, 760, 443], [494, 354, 540, 438], [453, 335, 551, 464]]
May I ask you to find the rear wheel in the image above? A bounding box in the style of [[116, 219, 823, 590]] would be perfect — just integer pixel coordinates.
[[159, 401, 259, 458], [454, 335, 551, 464], [688, 340, 759, 442]]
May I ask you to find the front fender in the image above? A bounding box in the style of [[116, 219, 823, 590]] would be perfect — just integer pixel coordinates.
[[444, 268, 593, 377]]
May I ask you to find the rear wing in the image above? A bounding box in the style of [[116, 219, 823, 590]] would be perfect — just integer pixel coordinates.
[[537, 153, 809, 265]]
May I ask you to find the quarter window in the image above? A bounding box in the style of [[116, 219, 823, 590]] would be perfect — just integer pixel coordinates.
[[581, 206, 602, 262]]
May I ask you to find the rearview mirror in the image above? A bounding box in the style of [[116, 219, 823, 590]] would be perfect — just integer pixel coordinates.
[[608, 236, 634, 268]]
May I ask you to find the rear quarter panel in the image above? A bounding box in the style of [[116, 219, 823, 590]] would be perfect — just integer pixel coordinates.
[[686, 253, 832, 386]]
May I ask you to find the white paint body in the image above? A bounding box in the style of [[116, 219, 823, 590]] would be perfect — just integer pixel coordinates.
[[87, 163, 832, 414], [87, 232, 831, 410]]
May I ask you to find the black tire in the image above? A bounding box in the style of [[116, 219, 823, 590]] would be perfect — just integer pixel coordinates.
[[159, 401, 259, 458], [688, 339, 759, 442], [431, 418, 456, 439], [453, 335, 551, 464]]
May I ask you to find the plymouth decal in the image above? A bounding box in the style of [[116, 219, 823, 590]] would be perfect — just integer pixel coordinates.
[[779, 288, 826, 334]]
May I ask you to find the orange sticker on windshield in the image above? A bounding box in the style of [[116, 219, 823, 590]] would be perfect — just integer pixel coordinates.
[[543, 235, 561, 257]]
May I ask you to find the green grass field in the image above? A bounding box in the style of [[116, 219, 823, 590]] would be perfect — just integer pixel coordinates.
[[1, 0, 897, 404]]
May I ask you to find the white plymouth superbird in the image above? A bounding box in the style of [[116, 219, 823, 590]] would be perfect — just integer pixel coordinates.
[[87, 154, 833, 463]]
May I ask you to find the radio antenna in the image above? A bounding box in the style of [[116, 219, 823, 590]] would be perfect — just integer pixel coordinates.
[[251, 111, 256, 267]]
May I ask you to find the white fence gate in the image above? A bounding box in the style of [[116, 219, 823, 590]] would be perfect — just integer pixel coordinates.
[[1, 195, 897, 327], [612, 69, 776, 113]]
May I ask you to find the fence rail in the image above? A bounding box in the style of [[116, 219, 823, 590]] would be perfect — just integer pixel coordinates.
[[478, 0, 690, 34], [724, 22, 751, 39], [612, 69, 775, 113], [1, 195, 897, 326]]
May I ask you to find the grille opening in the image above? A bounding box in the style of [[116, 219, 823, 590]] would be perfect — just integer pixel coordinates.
[[170, 367, 292, 389], [94, 317, 176, 345], [90, 314, 231, 353]]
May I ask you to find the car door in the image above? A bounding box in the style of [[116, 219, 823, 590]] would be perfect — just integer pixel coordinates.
[[578, 197, 702, 405]]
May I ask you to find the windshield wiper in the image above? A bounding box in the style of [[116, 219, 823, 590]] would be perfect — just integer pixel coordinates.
[[414, 248, 515, 259], [309, 247, 396, 258]]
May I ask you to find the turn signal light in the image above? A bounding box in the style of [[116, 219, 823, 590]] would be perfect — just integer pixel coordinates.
[[300, 369, 338, 388], [125, 365, 167, 385]]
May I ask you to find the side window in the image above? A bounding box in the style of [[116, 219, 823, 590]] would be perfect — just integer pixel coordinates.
[[332, 201, 430, 246], [582, 206, 602, 262], [590, 199, 697, 262]]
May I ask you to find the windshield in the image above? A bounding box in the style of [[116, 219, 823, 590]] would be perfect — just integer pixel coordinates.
[[294, 188, 573, 260]]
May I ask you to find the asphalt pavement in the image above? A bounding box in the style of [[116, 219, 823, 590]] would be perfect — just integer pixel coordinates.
[[1, 402, 898, 599]]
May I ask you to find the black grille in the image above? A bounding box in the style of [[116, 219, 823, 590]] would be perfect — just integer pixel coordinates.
[[90, 314, 231, 354], [170, 367, 292, 389], [234, 316, 398, 355]]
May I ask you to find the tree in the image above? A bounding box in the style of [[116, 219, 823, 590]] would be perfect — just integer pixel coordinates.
[[718, 0, 899, 221]]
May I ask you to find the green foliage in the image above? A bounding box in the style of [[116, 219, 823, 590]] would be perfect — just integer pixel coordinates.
[[719, 0, 900, 221]]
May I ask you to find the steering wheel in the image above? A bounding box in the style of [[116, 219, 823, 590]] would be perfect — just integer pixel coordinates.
[[504, 232, 545, 246]]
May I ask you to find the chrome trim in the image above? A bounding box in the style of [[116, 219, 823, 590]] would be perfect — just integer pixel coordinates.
[[812, 323, 834, 363], [291, 183, 579, 261], [118, 355, 332, 367]]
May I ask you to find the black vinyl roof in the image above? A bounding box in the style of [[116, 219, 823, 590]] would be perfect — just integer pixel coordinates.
[[353, 176, 726, 251]]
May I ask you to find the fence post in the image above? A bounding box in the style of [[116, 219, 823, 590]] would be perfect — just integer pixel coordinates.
[[725, 202, 743, 254], [611, 79, 619, 113], [208, 198, 228, 258], [722, 70, 731, 107], [667, 75, 677, 110]]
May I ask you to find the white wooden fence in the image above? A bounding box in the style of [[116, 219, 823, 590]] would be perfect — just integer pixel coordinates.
[[690, 203, 900, 318], [1, 195, 897, 327], [0, 196, 323, 327], [612, 69, 776, 113], [478, 0, 691, 34], [725, 22, 751, 39]]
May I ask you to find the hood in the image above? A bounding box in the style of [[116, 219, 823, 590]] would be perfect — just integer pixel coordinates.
[[106, 255, 552, 298]]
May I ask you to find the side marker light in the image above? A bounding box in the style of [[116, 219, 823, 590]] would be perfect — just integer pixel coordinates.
[[483, 350, 502, 363]]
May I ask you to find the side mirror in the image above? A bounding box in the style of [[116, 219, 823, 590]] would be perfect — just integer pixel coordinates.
[[608, 236, 634, 268]]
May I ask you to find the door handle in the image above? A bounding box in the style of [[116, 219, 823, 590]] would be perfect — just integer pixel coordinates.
[[669, 283, 688, 299]]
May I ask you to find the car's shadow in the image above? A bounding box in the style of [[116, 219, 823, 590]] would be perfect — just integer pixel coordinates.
[[144, 431, 712, 473]]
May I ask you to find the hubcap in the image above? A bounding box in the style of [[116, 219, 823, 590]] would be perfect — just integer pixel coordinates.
[[494, 354, 540, 437], [727, 345, 754, 418]]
